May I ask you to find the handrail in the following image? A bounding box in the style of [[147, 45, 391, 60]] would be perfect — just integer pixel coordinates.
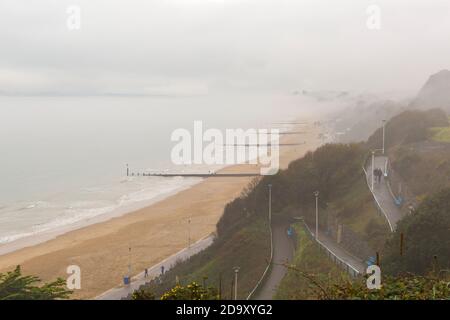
[[362, 165, 394, 232], [302, 222, 361, 276]]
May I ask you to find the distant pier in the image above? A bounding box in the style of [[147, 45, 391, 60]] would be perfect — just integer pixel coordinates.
[[223, 142, 304, 147], [272, 121, 307, 125], [128, 172, 262, 177], [277, 131, 306, 135]]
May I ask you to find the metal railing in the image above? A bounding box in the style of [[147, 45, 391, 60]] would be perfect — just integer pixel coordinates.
[[302, 222, 361, 278]]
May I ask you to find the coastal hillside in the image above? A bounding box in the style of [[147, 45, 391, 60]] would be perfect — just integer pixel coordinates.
[[366, 108, 450, 199], [130, 106, 450, 300], [131, 142, 390, 299], [366, 108, 448, 151], [411, 69, 450, 113]]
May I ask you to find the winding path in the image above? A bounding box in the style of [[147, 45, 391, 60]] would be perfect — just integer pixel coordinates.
[[250, 155, 406, 300], [253, 224, 294, 300], [364, 155, 403, 231]]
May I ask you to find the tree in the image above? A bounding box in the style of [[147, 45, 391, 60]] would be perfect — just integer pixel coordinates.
[[0, 266, 72, 300], [383, 188, 450, 275], [322, 274, 450, 300], [131, 288, 156, 300], [160, 282, 218, 300]]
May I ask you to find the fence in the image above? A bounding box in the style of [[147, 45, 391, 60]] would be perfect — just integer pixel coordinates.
[[302, 222, 361, 278]]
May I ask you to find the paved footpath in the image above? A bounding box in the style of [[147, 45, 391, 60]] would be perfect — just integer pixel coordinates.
[[253, 224, 294, 300], [96, 235, 214, 300], [315, 229, 366, 275], [365, 155, 404, 231]]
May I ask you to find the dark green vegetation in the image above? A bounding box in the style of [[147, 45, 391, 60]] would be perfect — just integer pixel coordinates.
[[323, 274, 449, 300], [0, 266, 72, 300], [132, 282, 217, 300], [383, 188, 450, 275], [275, 224, 449, 300]]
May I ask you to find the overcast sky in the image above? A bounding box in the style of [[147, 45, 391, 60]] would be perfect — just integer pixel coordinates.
[[1, 0, 450, 96]]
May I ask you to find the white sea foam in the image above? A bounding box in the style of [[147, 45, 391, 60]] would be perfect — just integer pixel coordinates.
[[0, 176, 201, 245]]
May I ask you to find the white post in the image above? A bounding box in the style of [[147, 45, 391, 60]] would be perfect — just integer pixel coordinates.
[[314, 191, 319, 240], [268, 184, 272, 225], [188, 217, 191, 249], [371, 151, 375, 191], [382, 120, 386, 155], [234, 267, 240, 300]]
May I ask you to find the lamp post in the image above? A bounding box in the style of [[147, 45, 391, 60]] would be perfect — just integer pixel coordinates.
[[233, 267, 240, 300], [268, 184, 272, 225], [371, 150, 375, 191], [382, 120, 386, 155], [314, 191, 319, 240], [188, 217, 191, 249]]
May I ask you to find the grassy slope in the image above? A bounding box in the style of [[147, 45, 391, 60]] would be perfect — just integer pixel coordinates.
[[390, 145, 450, 199], [429, 118, 450, 142], [274, 223, 347, 299], [138, 216, 270, 300], [329, 176, 390, 252]]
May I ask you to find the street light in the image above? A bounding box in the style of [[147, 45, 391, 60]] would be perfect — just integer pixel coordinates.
[[382, 120, 387, 155], [314, 191, 319, 241], [187, 217, 191, 249], [268, 184, 272, 225], [233, 267, 240, 300], [371, 150, 375, 191]]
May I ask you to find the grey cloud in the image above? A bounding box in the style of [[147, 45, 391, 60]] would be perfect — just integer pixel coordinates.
[[1, 0, 450, 96]]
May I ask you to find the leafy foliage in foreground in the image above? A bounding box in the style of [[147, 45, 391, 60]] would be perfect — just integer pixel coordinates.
[[322, 274, 450, 300], [132, 281, 219, 300], [159, 282, 218, 300], [0, 266, 72, 300], [131, 288, 156, 300], [277, 224, 449, 300]]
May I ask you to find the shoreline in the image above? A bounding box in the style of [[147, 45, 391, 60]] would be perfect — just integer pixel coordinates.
[[0, 180, 202, 256], [0, 115, 323, 299]]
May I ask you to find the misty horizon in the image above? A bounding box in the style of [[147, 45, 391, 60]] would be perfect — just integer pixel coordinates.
[[1, 0, 450, 98]]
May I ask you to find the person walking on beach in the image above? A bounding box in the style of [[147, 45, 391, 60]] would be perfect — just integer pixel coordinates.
[[161, 265, 165, 275], [144, 268, 148, 278]]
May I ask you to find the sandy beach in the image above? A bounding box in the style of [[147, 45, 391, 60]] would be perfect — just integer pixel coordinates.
[[0, 118, 322, 299]]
